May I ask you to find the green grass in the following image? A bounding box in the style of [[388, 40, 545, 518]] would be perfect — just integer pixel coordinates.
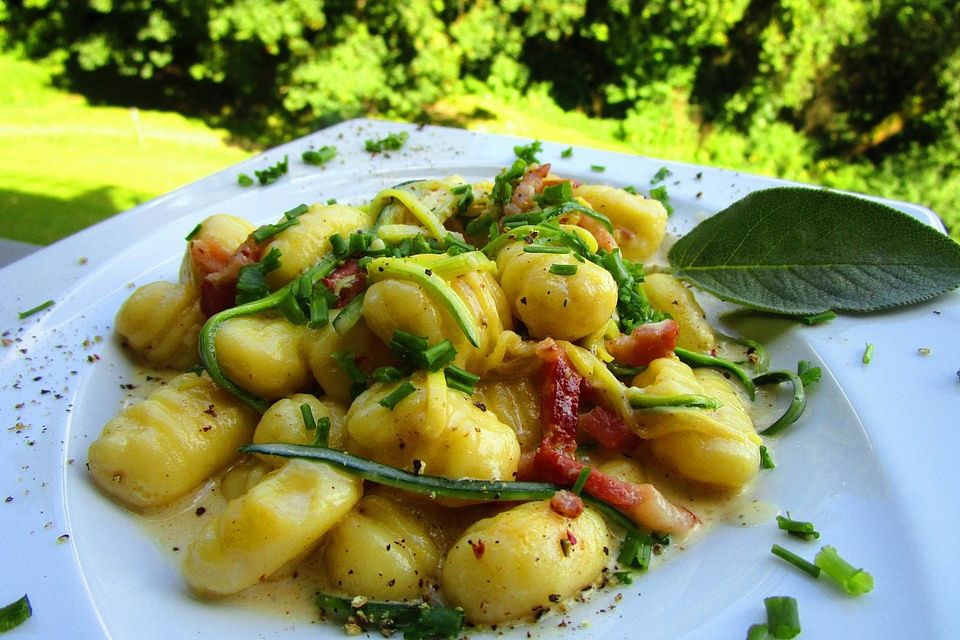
[[0, 53, 250, 245]]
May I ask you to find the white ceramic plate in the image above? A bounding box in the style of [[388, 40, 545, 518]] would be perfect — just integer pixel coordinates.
[[2, 119, 957, 639]]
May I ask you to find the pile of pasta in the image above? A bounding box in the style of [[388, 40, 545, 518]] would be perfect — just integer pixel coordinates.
[[88, 163, 762, 632]]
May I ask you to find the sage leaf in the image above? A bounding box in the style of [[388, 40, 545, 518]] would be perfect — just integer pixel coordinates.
[[668, 187, 960, 314]]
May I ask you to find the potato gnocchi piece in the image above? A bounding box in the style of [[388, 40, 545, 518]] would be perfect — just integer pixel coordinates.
[[181, 213, 256, 286], [303, 319, 396, 404], [115, 281, 205, 370], [345, 371, 520, 482], [87, 373, 259, 508], [642, 273, 717, 353], [496, 243, 617, 341], [442, 501, 609, 624], [182, 459, 363, 596], [253, 394, 348, 466], [219, 457, 273, 502], [473, 377, 542, 452], [362, 270, 513, 374], [631, 357, 760, 489], [215, 314, 312, 400], [265, 204, 371, 289], [322, 494, 441, 600], [573, 184, 667, 261]]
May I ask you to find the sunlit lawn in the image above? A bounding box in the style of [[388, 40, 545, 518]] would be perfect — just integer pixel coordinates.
[[0, 53, 251, 245]]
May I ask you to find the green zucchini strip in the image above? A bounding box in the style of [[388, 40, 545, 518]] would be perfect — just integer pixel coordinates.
[[753, 370, 806, 435], [198, 258, 337, 413], [370, 188, 447, 240], [625, 388, 723, 410], [675, 346, 757, 400], [241, 443, 636, 532]]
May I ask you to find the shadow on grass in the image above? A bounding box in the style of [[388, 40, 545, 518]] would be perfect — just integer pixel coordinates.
[[0, 186, 144, 245]]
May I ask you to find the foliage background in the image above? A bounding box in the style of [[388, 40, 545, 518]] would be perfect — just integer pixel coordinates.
[[1, 0, 957, 242]]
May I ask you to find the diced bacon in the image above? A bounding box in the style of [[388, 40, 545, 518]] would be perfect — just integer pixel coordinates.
[[575, 214, 618, 253], [191, 236, 264, 316], [322, 260, 366, 308], [579, 406, 641, 453], [503, 163, 552, 217], [605, 319, 679, 367], [536, 340, 582, 454], [550, 490, 585, 518], [531, 445, 698, 535]]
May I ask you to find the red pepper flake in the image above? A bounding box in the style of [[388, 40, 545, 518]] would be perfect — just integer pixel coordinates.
[[566, 530, 578, 546], [469, 539, 485, 559]]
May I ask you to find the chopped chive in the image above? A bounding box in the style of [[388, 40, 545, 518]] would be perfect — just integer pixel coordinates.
[[365, 131, 409, 153], [549, 263, 579, 276], [798, 310, 836, 325], [862, 343, 875, 365], [422, 340, 458, 372], [753, 370, 806, 435], [254, 155, 289, 185], [623, 185, 638, 195], [329, 233, 348, 257], [776, 515, 820, 541], [590, 164, 606, 172], [796, 360, 822, 387], [815, 545, 874, 595], [379, 381, 416, 410], [0, 594, 32, 632], [316, 593, 464, 639], [370, 366, 404, 383], [759, 445, 776, 469], [18, 299, 54, 319], [561, 146, 573, 158], [747, 624, 770, 640], [444, 364, 480, 395], [300, 403, 317, 431], [237, 173, 253, 187], [617, 528, 654, 570], [251, 217, 300, 243], [327, 198, 337, 205], [613, 570, 633, 584], [513, 140, 543, 164], [523, 245, 571, 254], [314, 416, 331, 448], [649, 185, 673, 215], [185, 223, 202, 241], [302, 145, 337, 166], [331, 350, 368, 385], [571, 467, 590, 495], [771, 544, 821, 578], [650, 166, 672, 184], [675, 346, 756, 400], [764, 596, 801, 639]]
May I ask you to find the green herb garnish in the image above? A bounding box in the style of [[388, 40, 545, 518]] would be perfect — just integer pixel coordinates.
[[302, 145, 337, 166], [798, 310, 837, 325], [365, 131, 409, 153], [0, 594, 31, 632], [560, 146, 573, 158], [254, 155, 289, 185], [668, 187, 960, 315], [185, 223, 202, 241], [549, 263, 578, 276], [513, 139, 543, 164], [590, 164, 606, 172], [651, 167, 672, 184], [250, 203, 309, 243], [444, 364, 479, 395], [759, 445, 775, 469], [617, 528, 655, 570], [776, 515, 820, 541], [771, 544, 821, 578], [649, 185, 673, 215], [379, 381, 416, 410], [764, 596, 801, 639], [815, 545, 874, 595], [17, 300, 54, 319], [237, 173, 254, 187], [571, 467, 590, 495], [862, 343, 875, 365], [316, 593, 464, 640]]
